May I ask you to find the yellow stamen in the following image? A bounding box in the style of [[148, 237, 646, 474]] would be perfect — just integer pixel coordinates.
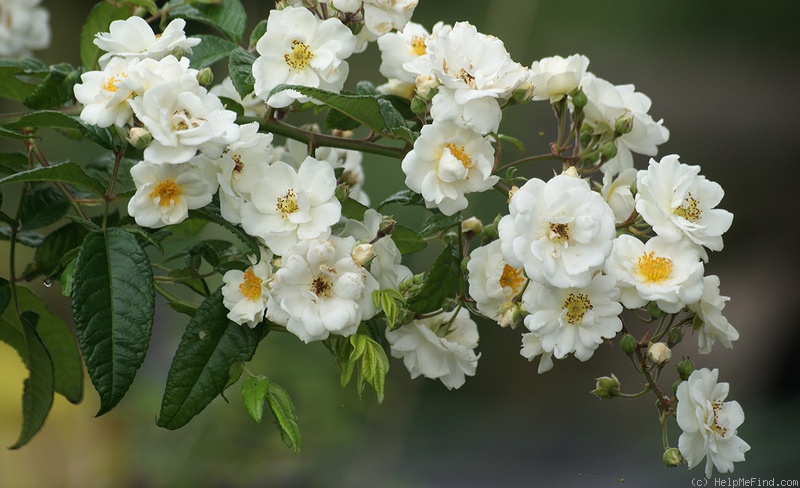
[[238, 268, 263, 300], [284, 40, 314, 72], [310, 276, 333, 298], [103, 72, 127, 93], [410, 37, 427, 56], [149, 180, 182, 207], [710, 400, 728, 437], [563, 293, 593, 324], [276, 189, 299, 218], [445, 143, 472, 170], [636, 251, 673, 283], [674, 192, 702, 221], [548, 223, 570, 242], [499, 264, 525, 295]]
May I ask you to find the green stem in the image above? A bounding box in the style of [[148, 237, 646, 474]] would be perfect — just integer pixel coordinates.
[[496, 152, 562, 173], [241, 115, 409, 160], [153, 282, 198, 312]]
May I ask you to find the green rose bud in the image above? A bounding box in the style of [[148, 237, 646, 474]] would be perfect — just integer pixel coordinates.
[[663, 448, 684, 467], [677, 357, 695, 381], [620, 333, 637, 356]]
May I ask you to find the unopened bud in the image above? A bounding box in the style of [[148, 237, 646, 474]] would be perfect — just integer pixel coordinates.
[[352, 243, 375, 267], [648, 302, 664, 319], [497, 302, 524, 329], [197, 67, 214, 87], [378, 218, 396, 238], [614, 115, 634, 136], [667, 326, 683, 346], [461, 217, 483, 236], [677, 357, 695, 381], [512, 81, 534, 104], [663, 448, 684, 467], [410, 95, 428, 116], [619, 333, 637, 356], [570, 88, 587, 109], [127, 127, 152, 150], [591, 374, 620, 399], [414, 74, 438, 100], [647, 342, 672, 365], [562, 166, 579, 178], [507, 185, 519, 201], [600, 141, 618, 161]]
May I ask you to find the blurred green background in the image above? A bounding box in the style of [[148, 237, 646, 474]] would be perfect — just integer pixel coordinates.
[[2, 0, 799, 486]]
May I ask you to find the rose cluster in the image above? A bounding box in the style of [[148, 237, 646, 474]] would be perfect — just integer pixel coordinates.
[[70, 0, 748, 476]]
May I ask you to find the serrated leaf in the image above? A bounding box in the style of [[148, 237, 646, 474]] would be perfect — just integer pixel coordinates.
[[5, 111, 115, 150], [378, 98, 415, 143], [172, 0, 247, 43], [228, 47, 256, 98], [417, 213, 462, 239], [266, 382, 302, 453], [23, 64, 82, 110], [9, 312, 55, 449], [23, 222, 88, 281], [221, 361, 244, 402], [268, 85, 387, 134], [0, 226, 44, 247], [157, 290, 264, 430], [249, 19, 268, 49], [19, 185, 70, 231], [377, 189, 425, 210], [60, 258, 77, 297], [241, 375, 270, 424], [8, 288, 84, 404], [0, 152, 28, 173], [189, 203, 261, 256], [0, 57, 49, 101], [79, 2, 130, 70], [0, 161, 107, 195], [405, 244, 460, 314], [362, 338, 389, 403], [0, 126, 29, 140], [324, 107, 361, 132], [355, 81, 378, 95], [390, 225, 427, 255], [82, 156, 135, 195], [340, 197, 368, 221], [72, 228, 154, 415], [189, 34, 238, 69]]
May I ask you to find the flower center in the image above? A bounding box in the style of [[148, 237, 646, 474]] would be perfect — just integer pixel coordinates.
[[410, 37, 427, 56], [284, 40, 314, 72], [562, 293, 593, 324], [232, 154, 244, 175], [171, 109, 203, 131], [149, 180, 182, 207], [238, 268, 263, 300], [709, 400, 728, 437], [103, 73, 127, 93], [445, 143, 472, 170], [548, 222, 571, 242], [458, 68, 477, 89], [276, 188, 299, 218], [636, 251, 673, 283], [673, 192, 702, 222], [499, 264, 525, 295], [310, 275, 333, 298]]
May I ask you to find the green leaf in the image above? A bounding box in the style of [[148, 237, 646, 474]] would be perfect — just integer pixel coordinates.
[[228, 47, 256, 98], [117, 0, 158, 15], [60, 258, 77, 297], [248, 19, 268, 49], [417, 213, 462, 239], [5, 111, 115, 150], [172, 0, 247, 43], [72, 228, 154, 415], [0, 152, 28, 173], [157, 290, 264, 430], [0, 161, 107, 195], [19, 185, 71, 231], [9, 288, 84, 404], [23, 222, 88, 281], [377, 189, 425, 210], [268, 85, 387, 134], [0, 226, 44, 247], [82, 156, 135, 195], [355, 81, 378, 95], [241, 375, 270, 424], [0, 126, 29, 141], [378, 98, 415, 143], [188, 34, 238, 69], [346, 334, 389, 403], [340, 197, 369, 221], [79, 2, 130, 70], [220, 361, 243, 402], [9, 312, 55, 449], [405, 244, 460, 314], [266, 382, 302, 453], [390, 224, 427, 255], [189, 203, 261, 256], [0, 58, 49, 102], [23, 64, 83, 110], [324, 107, 361, 132]]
